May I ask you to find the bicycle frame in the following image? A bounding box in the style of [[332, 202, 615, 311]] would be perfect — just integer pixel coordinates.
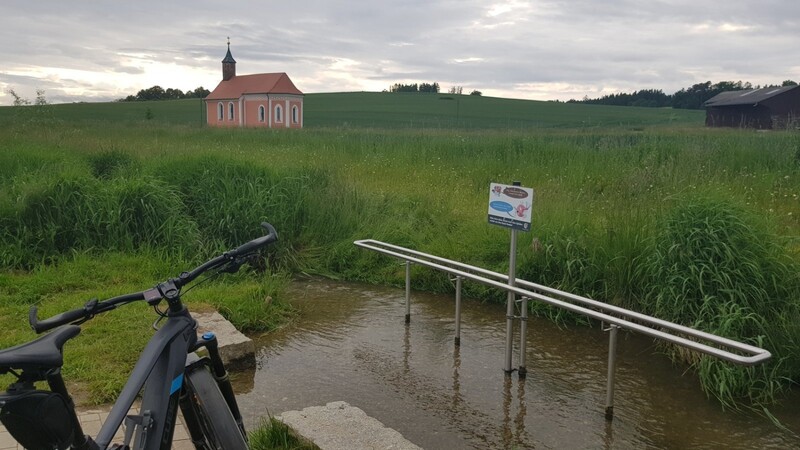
[[95, 308, 197, 449]]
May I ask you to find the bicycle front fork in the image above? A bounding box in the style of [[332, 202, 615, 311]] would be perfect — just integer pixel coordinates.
[[190, 332, 246, 434]]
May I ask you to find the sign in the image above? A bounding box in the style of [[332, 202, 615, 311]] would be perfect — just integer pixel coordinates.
[[487, 183, 534, 231]]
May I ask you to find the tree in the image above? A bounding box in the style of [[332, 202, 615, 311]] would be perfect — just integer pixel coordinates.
[[7, 88, 29, 106], [164, 88, 184, 99], [448, 86, 463, 95], [186, 86, 210, 98], [419, 82, 440, 93], [782, 80, 798, 86], [6, 88, 53, 125], [470, 90, 482, 96], [390, 83, 418, 93]]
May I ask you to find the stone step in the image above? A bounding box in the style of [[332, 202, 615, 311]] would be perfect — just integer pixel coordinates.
[[193, 311, 255, 366], [278, 401, 422, 450]]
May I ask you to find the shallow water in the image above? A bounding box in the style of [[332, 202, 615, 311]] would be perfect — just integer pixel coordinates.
[[234, 279, 800, 449]]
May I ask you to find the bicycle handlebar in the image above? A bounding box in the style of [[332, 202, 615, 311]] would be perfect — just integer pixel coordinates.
[[29, 222, 278, 334]]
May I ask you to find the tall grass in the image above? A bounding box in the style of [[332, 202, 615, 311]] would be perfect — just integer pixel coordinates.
[[637, 197, 800, 406], [0, 118, 798, 407]]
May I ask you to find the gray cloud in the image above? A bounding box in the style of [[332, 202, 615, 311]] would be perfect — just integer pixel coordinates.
[[0, 0, 798, 105]]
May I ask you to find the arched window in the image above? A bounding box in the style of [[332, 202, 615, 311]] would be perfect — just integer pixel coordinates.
[[275, 105, 282, 123], [259, 105, 266, 122], [217, 102, 224, 120], [228, 102, 235, 121], [292, 106, 299, 124]]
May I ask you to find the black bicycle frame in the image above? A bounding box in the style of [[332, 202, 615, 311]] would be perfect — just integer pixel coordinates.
[[94, 307, 196, 450]]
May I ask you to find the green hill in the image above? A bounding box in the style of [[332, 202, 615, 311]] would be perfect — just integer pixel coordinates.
[[0, 92, 704, 129]]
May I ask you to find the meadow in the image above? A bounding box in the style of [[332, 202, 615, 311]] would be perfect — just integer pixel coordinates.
[[0, 94, 798, 411]]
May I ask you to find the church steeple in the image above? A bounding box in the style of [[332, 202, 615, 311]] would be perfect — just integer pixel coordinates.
[[222, 37, 236, 81]]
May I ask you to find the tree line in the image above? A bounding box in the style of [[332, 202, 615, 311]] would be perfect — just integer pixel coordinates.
[[570, 79, 798, 109], [389, 82, 441, 93], [118, 86, 210, 102], [387, 82, 482, 96]]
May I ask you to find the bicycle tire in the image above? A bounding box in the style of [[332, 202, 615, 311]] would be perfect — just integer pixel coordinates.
[[184, 367, 248, 450]]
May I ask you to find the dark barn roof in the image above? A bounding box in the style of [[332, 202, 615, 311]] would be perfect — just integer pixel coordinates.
[[704, 85, 800, 129], [704, 85, 798, 107]]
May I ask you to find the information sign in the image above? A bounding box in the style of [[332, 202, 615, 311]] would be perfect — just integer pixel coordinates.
[[487, 183, 534, 231]]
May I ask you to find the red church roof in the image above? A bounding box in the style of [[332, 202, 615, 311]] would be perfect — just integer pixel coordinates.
[[206, 73, 303, 100]]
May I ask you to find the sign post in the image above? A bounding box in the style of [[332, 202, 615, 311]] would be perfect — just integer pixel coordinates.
[[488, 181, 534, 375]]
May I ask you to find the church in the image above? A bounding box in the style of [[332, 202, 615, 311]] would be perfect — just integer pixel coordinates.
[[205, 41, 304, 128]]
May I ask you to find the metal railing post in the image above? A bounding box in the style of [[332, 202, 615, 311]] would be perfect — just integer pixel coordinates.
[[519, 297, 528, 377], [605, 324, 619, 420], [504, 229, 518, 374], [455, 276, 462, 346], [405, 261, 411, 324]]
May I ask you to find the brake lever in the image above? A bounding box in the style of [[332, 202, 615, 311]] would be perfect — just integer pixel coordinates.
[[219, 256, 248, 274]]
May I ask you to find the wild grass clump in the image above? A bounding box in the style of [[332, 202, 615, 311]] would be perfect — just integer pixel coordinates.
[[150, 155, 317, 263], [249, 417, 319, 450], [638, 197, 800, 406], [3, 175, 199, 267], [86, 149, 139, 179]]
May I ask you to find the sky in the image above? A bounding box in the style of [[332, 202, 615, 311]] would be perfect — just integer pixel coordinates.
[[1, 1, 798, 106]]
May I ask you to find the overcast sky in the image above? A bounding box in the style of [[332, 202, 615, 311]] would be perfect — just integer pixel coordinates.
[[1, 1, 798, 105]]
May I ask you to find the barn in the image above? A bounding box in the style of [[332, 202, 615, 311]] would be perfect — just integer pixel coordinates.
[[205, 42, 304, 128], [704, 85, 800, 129]]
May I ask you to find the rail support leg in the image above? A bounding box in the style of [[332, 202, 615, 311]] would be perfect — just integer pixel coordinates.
[[404, 261, 411, 324], [605, 324, 619, 420], [518, 297, 528, 378], [454, 276, 462, 346]]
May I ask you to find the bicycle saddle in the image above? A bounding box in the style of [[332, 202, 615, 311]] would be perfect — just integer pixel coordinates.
[[0, 325, 80, 371]]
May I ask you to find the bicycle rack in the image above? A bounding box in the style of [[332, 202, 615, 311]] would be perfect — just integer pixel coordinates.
[[354, 239, 772, 420]]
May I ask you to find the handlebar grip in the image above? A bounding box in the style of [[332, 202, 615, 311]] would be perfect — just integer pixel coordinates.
[[29, 306, 88, 334], [229, 222, 278, 257]]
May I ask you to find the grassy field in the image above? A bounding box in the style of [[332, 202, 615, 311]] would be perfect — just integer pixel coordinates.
[[0, 91, 705, 129], [0, 94, 798, 410]]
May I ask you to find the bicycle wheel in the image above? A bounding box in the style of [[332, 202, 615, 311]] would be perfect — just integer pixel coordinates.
[[184, 367, 247, 449]]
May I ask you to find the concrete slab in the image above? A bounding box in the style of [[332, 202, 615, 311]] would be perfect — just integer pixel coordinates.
[[193, 311, 255, 366], [278, 401, 422, 450]]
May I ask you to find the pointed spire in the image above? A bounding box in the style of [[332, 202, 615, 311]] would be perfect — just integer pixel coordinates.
[[222, 37, 236, 64], [222, 37, 236, 81]]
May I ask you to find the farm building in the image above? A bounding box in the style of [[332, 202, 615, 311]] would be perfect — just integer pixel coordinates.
[[205, 42, 303, 128], [704, 85, 800, 129]]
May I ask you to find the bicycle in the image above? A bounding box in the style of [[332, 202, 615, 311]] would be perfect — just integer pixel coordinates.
[[0, 222, 278, 449]]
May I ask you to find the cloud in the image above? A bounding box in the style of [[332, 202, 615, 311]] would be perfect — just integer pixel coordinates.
[[0, 0, 798, 104]]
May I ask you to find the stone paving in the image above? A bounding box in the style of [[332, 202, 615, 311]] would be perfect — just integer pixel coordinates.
[[0, 404, 193, 449]]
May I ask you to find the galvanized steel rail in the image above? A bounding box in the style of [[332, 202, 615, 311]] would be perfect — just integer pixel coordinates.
[[354, 238, 772, 419]]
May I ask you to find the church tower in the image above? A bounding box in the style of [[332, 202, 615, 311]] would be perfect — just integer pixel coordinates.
[[222, 38, 236, 81]]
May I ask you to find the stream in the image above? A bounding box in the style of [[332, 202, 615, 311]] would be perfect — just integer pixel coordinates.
[[234, 279, 800, 449]]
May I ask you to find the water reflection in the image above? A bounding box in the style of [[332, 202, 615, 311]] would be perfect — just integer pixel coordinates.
[[451, 345, 462, 411], [235, 279, 800, 449]]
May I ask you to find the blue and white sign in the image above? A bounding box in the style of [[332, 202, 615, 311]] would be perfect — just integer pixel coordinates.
[[488, 183, 534, 231]]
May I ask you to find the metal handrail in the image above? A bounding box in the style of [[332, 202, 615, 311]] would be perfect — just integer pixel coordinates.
[[355, 238, 774, 420], [354, 239, 771, 366]]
